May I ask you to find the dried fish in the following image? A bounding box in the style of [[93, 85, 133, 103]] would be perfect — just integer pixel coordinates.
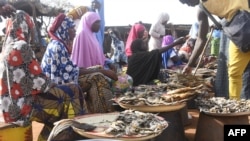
[[196, 97, 250, 114], [104, 110, 168, 137], [47, 119, 96, 141]]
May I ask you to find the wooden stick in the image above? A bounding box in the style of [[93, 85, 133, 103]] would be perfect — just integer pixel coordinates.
[[193, 27, 214, 76]]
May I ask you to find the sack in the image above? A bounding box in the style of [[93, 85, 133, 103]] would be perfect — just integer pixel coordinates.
[[221, 10, 250, 52]]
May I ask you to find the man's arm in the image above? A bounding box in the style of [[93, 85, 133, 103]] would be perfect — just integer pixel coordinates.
[[187, 8, 209, 67]]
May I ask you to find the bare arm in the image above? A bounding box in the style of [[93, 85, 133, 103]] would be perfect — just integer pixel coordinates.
[[187, 8, 209, 67], [158, 37, 186, 53], [79, 68, 118, 81]]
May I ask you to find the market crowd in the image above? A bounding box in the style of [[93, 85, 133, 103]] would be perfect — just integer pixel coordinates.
[[0, 0, 249, 140]]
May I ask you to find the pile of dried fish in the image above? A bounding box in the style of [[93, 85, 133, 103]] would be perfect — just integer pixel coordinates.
[[116, 85, 203, 106], [168, 73, 205, 88], [48, 110, 168, 140], [195, 97, 250, 113], [105, 110, 168, 137], [160, 71, 215, 97], [133, 84, 168, 92]]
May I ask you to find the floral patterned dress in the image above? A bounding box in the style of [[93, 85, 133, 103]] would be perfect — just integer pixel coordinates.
[[109, 31, 127, 69], [0, 11, 87, 141], [0, 10, 50, 126], [41, 40, 79, 84], [41, 16, 79, 85]]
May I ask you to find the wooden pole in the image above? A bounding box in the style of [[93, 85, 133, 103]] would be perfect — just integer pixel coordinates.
[[193, 27, 214, 76]]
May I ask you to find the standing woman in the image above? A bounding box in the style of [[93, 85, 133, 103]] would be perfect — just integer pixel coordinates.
[[0, 3, 87, 141], [148, 12, 169, 51], [125, 23, 147, 57]]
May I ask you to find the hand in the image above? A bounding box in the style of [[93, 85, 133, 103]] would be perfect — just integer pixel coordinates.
[[211, 24, 222, 30], [174, 37, 187, 45], [100, 69, 118, 81], [182, 65, 193, 74], [143, 30, 149, 39], [108, 63, 117, 72]]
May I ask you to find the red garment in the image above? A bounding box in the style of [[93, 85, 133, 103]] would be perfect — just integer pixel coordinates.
[[180, 45, 192, 54]]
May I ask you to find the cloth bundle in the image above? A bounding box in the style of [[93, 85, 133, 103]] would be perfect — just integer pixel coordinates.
[[221, 10, 250, 52], [200, 3, 250, 52]]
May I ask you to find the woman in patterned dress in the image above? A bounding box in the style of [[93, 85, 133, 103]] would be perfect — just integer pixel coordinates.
[[41, 13, 117, 114], [0, 2, 88, 141], [108, 28, 127, 70]]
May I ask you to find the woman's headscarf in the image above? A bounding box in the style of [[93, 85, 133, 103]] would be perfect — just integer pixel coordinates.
[[125, 23, 146, 56], [159, 12, 169, 24], [162, 35, 174, 46], [161, 35, 175, 69], [5, 10, 34, 46], [48, 13, 75, 48], [67, 6, 89, 20], [71, 11, 106, 68]]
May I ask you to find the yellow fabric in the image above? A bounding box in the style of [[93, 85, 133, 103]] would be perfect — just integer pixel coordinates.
[[0, 124, 32, 141], [67, 103, 75, 119], [31, 84, 87, 141], [228, 42, 250, 99], [67, 6, 89, 20], [203, 0, 249, 21], [202, 0, 250, 99]]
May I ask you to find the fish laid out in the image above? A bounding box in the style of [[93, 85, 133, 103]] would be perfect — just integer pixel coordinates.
[[116, 85, 203, 106], [104, 110, 168, 137], [48, 110, 168, 140], [196, 97, 250, 114]]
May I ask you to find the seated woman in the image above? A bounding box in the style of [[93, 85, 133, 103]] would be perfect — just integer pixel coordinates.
[[71, 11, 115, 71], [67, 0, 105, 49], [161, 35, 183, 69], [126, 37, 186, 86], [41, 13, 117, 115], [0, 4, 87, 141], [178, 38, 196, 63], [125, 23, 148, 57]]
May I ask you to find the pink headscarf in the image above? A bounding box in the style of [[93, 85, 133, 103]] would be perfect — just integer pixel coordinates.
[[71, 11, 105, 68], [125, 23, 146, 56]]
